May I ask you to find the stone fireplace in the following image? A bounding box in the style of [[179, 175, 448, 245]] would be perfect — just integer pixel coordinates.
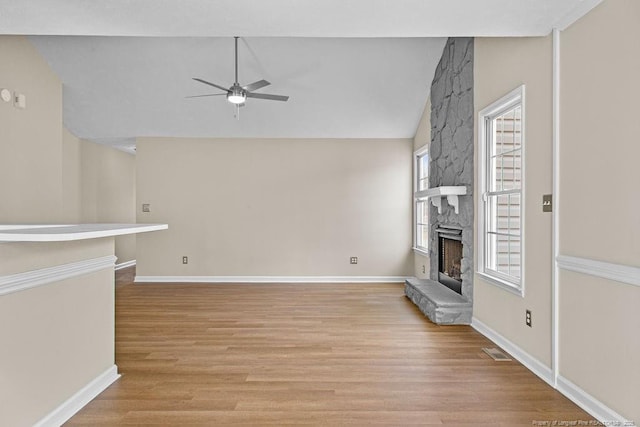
[[404, 37, 474, 325]]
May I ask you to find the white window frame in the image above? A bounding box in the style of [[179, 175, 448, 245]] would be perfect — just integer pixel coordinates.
[[477, 85, 526, 296], [413, 145, 430, 256]]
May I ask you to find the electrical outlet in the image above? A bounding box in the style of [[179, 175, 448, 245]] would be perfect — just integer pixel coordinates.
[[142, 203, 150, 213], [350, 257, 358, 265], [525, 309, 532, 327], [182, 256, 188, 264], [422, 265, 426, 274]]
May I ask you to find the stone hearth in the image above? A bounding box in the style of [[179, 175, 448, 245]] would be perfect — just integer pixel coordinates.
[[405, 278, 472, 324]]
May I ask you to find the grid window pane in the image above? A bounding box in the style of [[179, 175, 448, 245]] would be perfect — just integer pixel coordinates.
[[509, 236, 521, 279], [418, 153, 429, 191], [417, 224, 429, 249], [492, 107, 521, 156], [418, 200, 428, 223], [495, 233, 510, 276], [490, 149, 521, 192], [415, 200, 429, 249], [496, 194, 510, 234], [490, 104, 522, 193], [508, 194, 521, 234], [487, 232, 521, 280]]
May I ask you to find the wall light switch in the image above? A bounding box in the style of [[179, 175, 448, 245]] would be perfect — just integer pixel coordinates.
[[142, 203, 150, 212], [14, 93, 26, 109], [542, 194, 552, 213]]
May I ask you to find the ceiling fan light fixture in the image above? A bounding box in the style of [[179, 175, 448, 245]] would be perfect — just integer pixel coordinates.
[[227, 92, 246, 104]]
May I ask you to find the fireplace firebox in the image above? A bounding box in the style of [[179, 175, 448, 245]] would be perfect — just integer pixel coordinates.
[[437, 227, 463, 294]]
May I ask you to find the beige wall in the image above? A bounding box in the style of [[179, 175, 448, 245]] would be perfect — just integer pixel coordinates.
[[559, 0, 640, 264], [0, 239, 115, 427], [62, 128, 82, 222], [79, 139, 137, 263], [413, 98, 431, 279], [559, 0, 639, 421], [473, 36, 554, 365], [136, 137, 413, 278], [413, 98, 431, 152], [0, 36, 64, 223], [558, 271, 639, 421]]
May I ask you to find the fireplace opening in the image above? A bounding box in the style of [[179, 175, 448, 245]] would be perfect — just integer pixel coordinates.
[[437, 227, 463, 294]]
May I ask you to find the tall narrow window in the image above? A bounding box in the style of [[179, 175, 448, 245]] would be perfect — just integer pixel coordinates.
[[478, 86, 524, 295], [413, 146, 429, 254]]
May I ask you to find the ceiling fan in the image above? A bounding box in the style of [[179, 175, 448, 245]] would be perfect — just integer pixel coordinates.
[[189, 36, 289, 118]]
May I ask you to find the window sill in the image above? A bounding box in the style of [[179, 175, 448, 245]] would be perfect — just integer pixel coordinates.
[[412, 247, 430, 258], [476, 272, 524, 297]]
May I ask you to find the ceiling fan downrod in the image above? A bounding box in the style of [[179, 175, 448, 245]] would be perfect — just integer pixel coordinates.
[[234, 36, 239, 85]]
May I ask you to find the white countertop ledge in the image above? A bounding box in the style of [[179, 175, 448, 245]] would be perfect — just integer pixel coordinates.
[[0, 224, 168, 242]]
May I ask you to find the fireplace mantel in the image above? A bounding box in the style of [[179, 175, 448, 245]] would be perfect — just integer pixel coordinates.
[[416, 186, 467, 214]]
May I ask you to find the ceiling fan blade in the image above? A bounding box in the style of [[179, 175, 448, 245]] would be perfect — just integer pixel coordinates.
[[243, 79, 270, 92], [185, 93, 227, 98], [192, 78, 229, 93], [246, 92, 289, 102]]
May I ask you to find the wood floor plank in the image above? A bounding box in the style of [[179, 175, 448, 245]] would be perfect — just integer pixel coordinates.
[[65, 267, 594, 425]]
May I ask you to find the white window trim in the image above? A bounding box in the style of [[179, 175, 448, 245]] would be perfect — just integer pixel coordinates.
[[413, 145, 429, 255], [477, 85, 526, 297]]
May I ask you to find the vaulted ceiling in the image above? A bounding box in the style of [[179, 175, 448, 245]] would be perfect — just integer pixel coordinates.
[[3, 0, 590, 152]]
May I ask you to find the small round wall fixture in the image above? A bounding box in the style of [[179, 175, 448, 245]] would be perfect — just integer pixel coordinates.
[[0, 88, 11, 103]]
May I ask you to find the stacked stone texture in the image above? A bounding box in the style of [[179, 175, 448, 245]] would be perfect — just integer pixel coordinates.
[[429, 37, 475, 302]]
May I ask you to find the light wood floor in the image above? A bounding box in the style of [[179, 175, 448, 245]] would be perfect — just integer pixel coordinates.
[[67, 268, 592, 426]]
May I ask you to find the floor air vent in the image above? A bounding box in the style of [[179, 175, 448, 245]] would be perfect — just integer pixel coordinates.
[[482, 347, 512, 361]]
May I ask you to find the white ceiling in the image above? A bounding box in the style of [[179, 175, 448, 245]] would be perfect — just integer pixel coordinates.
[[5, 0, 590, 151], [2, 0, 587, 37], [30, 36, 447, 144]]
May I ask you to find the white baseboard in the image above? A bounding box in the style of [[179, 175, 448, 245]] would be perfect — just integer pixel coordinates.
[[33, 365, 120, 427], [134, 275, 410, 284], [557, 376, 634, 426], [471, 317, 554, 386], [115, 259, 136, 270]]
